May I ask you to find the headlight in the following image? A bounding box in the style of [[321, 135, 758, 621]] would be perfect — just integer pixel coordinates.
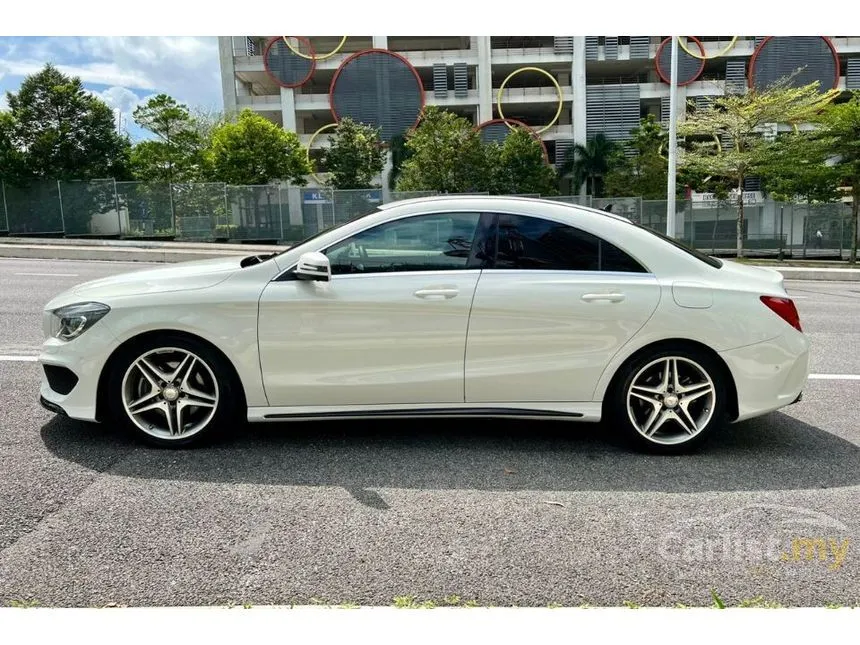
[[51, 302, 111, 341]]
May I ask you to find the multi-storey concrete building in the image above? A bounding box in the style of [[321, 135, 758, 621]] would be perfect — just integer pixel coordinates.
[[218, 36, 860, 195]]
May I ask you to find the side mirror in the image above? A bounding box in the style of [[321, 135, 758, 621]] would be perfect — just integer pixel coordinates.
[[295, 251, 331, 282]]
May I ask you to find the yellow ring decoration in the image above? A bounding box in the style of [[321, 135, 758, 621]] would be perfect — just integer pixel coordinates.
[[283, 36, 347, 61], [307, 123, 338, 184], [676, 36, 738, 61], [497, 67, 563, 135]]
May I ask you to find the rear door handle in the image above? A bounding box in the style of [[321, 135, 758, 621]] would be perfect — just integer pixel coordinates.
[[414, 288, 459, 300], [581, 292, 626, 303]]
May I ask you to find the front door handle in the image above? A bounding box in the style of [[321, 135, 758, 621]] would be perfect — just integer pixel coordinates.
[[581, 292, 626, 303], [414, 288, 459, 300]]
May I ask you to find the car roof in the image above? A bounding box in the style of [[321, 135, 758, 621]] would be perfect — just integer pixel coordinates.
[[377, 194, 633, 224]]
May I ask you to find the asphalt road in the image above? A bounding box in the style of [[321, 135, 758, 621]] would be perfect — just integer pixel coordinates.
[[1, 257, 859, 608]]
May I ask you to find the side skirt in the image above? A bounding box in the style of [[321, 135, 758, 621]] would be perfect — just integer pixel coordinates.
[[247, 402, 603, 423]]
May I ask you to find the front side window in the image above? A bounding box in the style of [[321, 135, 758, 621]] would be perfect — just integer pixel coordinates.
[[324, 212, 483, 275], [492, 214, 648, 273]]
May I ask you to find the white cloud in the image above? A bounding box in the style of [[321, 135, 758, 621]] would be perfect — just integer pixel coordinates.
[[0, 36, 222, 111], [0, 59, 156, 89], [0, 94, 7, 111]]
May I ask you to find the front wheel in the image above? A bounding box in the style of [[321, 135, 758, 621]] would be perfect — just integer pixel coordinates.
[[106, 335, 241, 448], [607, 348, 728, 454]]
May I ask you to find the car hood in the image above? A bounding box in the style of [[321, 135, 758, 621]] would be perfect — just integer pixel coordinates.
[[45, 256, 246, 310]]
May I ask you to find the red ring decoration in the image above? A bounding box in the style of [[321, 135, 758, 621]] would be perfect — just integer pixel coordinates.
[[748, 36, 840, 91], [475, 118, 550, 165], [263, 36, 316, 89], [655, 36, 706, 87], [329, 48, 426, 139]]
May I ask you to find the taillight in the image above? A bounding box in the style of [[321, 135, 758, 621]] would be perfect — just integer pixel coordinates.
[[760, 296, 802, 332]]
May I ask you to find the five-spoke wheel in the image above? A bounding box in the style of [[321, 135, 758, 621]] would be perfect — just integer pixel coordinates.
[[108, 335, 240, 447], [609, 347, 727, 453]]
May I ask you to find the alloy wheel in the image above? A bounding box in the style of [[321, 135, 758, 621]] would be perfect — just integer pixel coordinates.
[[626, 356, 717, 446], [121, 347, 219, 441]]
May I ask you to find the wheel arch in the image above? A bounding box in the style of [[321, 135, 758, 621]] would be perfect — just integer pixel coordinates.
[[95, 329, 248, 423], [600, 338, 739, 423]]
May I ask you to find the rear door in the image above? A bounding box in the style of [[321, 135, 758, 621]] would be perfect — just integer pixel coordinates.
[[465, 213, 661, 403]]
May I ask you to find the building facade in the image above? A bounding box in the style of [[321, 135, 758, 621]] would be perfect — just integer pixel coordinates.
[[218, 35, 860, 194]]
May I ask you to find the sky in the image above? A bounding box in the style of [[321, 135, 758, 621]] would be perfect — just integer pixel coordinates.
[[0, 36, 223, 141]]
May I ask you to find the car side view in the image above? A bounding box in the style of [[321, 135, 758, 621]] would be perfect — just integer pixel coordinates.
[[38, 196, 809, 453]]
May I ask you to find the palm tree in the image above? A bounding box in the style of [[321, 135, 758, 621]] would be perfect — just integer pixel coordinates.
[[560, 133, 620, 197]]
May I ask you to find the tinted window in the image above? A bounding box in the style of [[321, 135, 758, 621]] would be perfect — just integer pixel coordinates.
[[492, 214, 647, 273], [632, 222, 723, 269], [324, 212, 482, 275]]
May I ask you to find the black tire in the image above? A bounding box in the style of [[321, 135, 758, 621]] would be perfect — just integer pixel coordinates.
[[106, 333, 243, 448], [605, 346, 729, 455]]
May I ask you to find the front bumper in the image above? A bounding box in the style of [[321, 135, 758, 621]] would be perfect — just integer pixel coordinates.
[[719, 328, 810, 422], [38, 325, 119, 423]]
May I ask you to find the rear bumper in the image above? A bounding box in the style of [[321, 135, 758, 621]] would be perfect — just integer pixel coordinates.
[[719, 329, 810, 422]]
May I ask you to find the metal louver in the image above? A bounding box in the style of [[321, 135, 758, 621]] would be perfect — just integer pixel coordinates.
[[433, 63, 448, 98], [725, 60, 747, 94], [453, 63, 468, 98], [847, 59, 860, 90], [585, 37, 599, 61], [586, 84, 641, 143], [630, 37, 651, 59], [604, 37, 619, 60], [554, 140, 574, 169], [553, 37, 574, 54]]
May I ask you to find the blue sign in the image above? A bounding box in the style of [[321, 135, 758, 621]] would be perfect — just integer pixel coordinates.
[[302, 189, 332, 205]]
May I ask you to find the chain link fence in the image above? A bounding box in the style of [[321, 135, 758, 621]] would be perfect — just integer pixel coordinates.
[[0, 179, 854, 257]]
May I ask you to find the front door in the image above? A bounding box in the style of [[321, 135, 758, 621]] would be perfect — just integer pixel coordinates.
[[258, 211, 490, 407]]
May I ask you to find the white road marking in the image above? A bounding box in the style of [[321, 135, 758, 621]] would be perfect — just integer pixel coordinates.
[[808, 374, 860, 380], [13, 272, 79, 277], [0, 355, 38, 362]]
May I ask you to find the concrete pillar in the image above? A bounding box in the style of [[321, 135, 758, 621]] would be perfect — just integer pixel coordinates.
[[571, 37, 587, 148], [280, 87, 297, 132], [218, 37, 238, 116], [373, 36, 388, 49], [477, 37, 493, 123]]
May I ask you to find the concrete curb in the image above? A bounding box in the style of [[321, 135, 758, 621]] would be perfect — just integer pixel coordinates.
[[2, 239, 860, 280]]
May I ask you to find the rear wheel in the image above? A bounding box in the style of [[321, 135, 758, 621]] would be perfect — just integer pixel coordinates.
[[607, 347, 728, 454], [106, 335, 241, 448]]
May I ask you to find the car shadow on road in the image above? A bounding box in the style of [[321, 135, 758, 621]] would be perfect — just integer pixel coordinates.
[[41, 411, 860, 504]]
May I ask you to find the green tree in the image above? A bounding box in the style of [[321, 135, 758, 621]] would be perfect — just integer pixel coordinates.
[[560, 132, 621, 197], [0, 111, 24, 181], [604, 116, 669, 199], [814, 91, 860, 263], [207, 109, 310, 185], [758, 132, 841, 204], [320, 117, 386, 189], [387, 134, 412, 191], [396, 106, 488, 193], [6, 64, 130, 180], [490, 128, 558, 195], [677, 77, 840, 257], [130, 94, 207, 183]]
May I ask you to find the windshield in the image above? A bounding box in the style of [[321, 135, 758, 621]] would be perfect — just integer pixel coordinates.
[[273, 209, 382, 258]]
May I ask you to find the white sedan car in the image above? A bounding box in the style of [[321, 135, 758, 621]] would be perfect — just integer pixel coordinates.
[[38, 196, 809, 453]]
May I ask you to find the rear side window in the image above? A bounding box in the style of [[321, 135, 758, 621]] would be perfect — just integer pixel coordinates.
[[490, 214, 648, 273]]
